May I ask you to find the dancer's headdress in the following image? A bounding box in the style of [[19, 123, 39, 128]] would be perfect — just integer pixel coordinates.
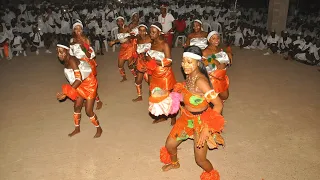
[[207, 31, 219, 41]]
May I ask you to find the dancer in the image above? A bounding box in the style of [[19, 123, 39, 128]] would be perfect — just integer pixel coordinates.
[[128, 12, 140, 36], [109, 16, 137, 82], [202, 31, 232, 100], [70, 20, 103, 110], [154, 46, 225, 180], [132, 23, 152, 102], [147, 22, 177, 125], [185, 19, 208, 50], [56, 41, 103, 138]]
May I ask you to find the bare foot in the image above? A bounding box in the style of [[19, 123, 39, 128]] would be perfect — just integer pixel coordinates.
[[170, 118, 176, 126], [94, 126, 103, 138], [96, 101, 103, 110], [132, 96, 142, 102], [162, 162, 180, 172], [152, 118, 167, 124], [120, 77, 127, 82], [68, 126, 80, 137]]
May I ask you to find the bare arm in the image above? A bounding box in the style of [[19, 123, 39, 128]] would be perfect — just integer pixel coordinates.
[[69, 57, 82, 89], [185, 34, 191, 47]]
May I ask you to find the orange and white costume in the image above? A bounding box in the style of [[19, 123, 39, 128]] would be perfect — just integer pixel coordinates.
[[61, 60, 99, 127], [133, 42, 152, 97], [117, 32, 137, 77], [62, 60, 97, 100], [69, 39, 97, 76], [146, 50, 176, 91], [149, 83, 225, 180], [204, 50, 230, 94]]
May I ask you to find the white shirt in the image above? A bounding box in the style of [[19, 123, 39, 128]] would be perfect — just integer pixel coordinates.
[[0, 31, 8, 43], [13, 36, 23, 45], [158, 13, 175, 33], [309, 45, 320, 60], [30, 32, 43, 43], [278, 37, 292, 49], [104, 21, 117, 32], [20, 25, 32, 34], [267, 35, 280, 44]]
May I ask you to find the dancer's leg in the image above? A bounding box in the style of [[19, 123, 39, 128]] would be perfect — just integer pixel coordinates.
[[132, 71, 144, 102], [85, 98, 102, 138], [118, 59, 127, 82], [162, 136, 182, 171], [68, 97, 84, 137]]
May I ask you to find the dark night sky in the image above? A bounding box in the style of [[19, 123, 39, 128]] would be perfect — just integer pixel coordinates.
[[236, 0, 319, 12], [1, 0, 319, 12]]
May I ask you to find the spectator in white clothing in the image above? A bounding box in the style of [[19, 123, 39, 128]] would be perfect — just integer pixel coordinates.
[[158, 4, 175, 47]]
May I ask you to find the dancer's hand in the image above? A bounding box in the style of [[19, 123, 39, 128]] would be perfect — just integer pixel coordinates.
[[108, 41, 115, 47], [197, 127, 210, 148], [56, 92, 66, 100]]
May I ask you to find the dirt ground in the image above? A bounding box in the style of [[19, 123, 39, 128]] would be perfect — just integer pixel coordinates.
[[0, 47, 319, 180]]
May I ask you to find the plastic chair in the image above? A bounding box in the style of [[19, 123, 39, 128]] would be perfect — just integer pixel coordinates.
[[203, 22, 212, 33], [0, 47, 4, 58], [211, 22, 224, 43], [175, 35, 186, 47], [111, 27, 119, 52]]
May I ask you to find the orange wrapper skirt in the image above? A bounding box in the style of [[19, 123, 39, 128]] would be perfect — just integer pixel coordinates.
[[63, 73, 98, 100], [119, 41, 136, 62], [136, 54, 147, 72], [169, 107, 225, 149], [149, 66, 176, 91]]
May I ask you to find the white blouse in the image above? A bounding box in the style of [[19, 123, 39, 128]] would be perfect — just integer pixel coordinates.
[[64, 61, 92, 84], [69, 42, 95, 60], [190, 38, 208, 50], [137, 43, 151, 54], [117, 33, 130, 43], [147, 50, 165, 61]]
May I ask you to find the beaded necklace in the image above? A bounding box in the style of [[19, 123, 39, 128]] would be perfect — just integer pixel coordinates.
[[186, 73, 200, 92]]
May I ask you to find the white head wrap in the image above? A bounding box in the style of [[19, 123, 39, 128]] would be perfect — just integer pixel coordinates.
[[131, 12, 138, 17], [183, 52, 202, 60], [115, 16, 125, 21], [57, 44, 69, 49], [151, 24, 164, 34], [194, 19, 202, 24], [138, 24, 148, 29], [72, 22, 83, 30], [207, 31, 219, 41]]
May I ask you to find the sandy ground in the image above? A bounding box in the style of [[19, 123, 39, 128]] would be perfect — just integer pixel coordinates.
[[0, 47, 319, 180]]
